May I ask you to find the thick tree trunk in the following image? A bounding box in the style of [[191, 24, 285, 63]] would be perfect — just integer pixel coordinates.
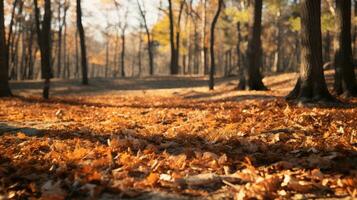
[[77, 0, 88, 85], [334, 0, 357, 96], [287, 0, 334, 102], [0, 0, 12, 97], [245, 0, 267, 90], [208, 0, 223, 90]]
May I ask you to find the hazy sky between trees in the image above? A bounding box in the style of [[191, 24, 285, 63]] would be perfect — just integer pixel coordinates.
[[83, 0, 161, 40]]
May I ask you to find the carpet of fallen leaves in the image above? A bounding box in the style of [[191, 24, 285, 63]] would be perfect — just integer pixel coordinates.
[[0, 94, 356, 199]]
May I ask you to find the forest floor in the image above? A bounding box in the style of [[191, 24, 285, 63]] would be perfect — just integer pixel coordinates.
[[0, 71, 356, 199]]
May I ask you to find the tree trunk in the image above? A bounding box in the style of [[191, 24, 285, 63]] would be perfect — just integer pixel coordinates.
[[0, 0, 12, 97], [105, 35, 109, 78], [244, 0, 267, 90], [137, 0, 154, 76], [201, 0, 207, 75], [237, 22, 246, 90], [208, 0, 223, 90], [334, 0, 357, 96], [6, 0, 19, 73], [56, 1, 64, 78], [27, 28, 34, 80], [120, 31, 126, 77], [287, 0, 335, 103], [168, 0, 178, 74], [353, 0, 357, 57], [323, 31, 332, 63], [77, 0, 88, 85], [75, 30, 79, 79], [274, 7, 283, 73], [176, 2, 185, 74], [34, 0, 53, 99], [62, 1, 69, 79], [137, 30, 142, 77]]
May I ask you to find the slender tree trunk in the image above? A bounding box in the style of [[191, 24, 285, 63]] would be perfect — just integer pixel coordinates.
[[77, 0, 88, 85], [75, 30, 79, 78], [194, 23, 200, 74], [175, 2, 185, 74], [237, 22, 246, 89], [105, 35, 109, 78], [353, 0, 357, 58], [274, 7, 283, 73], [120, 31, 126, 77], [168, 0, 178, 74], [245, 0, 267, 90], [287, 0, 334, 102], [137, 0, 154, 76], [137, 30, 142, 77], [0, 0, 12, 97], [201, 0, 207, 75], [208, 0, 223, 90], [56, 1, 62, 78], [6, 0, 19, 72], [113, 34, 119, 78], [62, 2, 68, 79], [34, 0, 53, 99], [334, 0, 357, 96], [27, 28, 34, 79]]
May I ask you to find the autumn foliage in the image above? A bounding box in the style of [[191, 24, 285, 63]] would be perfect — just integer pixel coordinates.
[[0, 94, 356, 199]]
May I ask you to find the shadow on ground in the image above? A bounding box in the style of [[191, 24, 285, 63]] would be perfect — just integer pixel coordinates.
[[0, 118, 356, 199]]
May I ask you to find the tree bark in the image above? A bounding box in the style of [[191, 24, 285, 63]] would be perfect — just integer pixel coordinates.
[[0, 0, 12, 97], [201, 0, 208, 75], [208, 0, 223, 90], [237, 22, 246, 90], [120, 30, 126, 77], [77, 0, 88, 85], [62, 1, 69, 79], [168, 0, 179, 74], [334, 0, 357, 96], [175, 1, 185, 74], [244, 0, 267, 90], [56, 0, 65, 78], [287, 0, 335, 102], [34, 0, 53, 99]]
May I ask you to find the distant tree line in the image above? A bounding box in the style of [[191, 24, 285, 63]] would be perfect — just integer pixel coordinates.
[[0, 0, 356, 102]]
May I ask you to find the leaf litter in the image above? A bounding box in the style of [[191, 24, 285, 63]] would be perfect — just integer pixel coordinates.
[[0, 95, 356, 199]]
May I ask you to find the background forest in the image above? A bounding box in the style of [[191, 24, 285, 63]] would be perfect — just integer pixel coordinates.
[[2, 0, 341, 79]]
